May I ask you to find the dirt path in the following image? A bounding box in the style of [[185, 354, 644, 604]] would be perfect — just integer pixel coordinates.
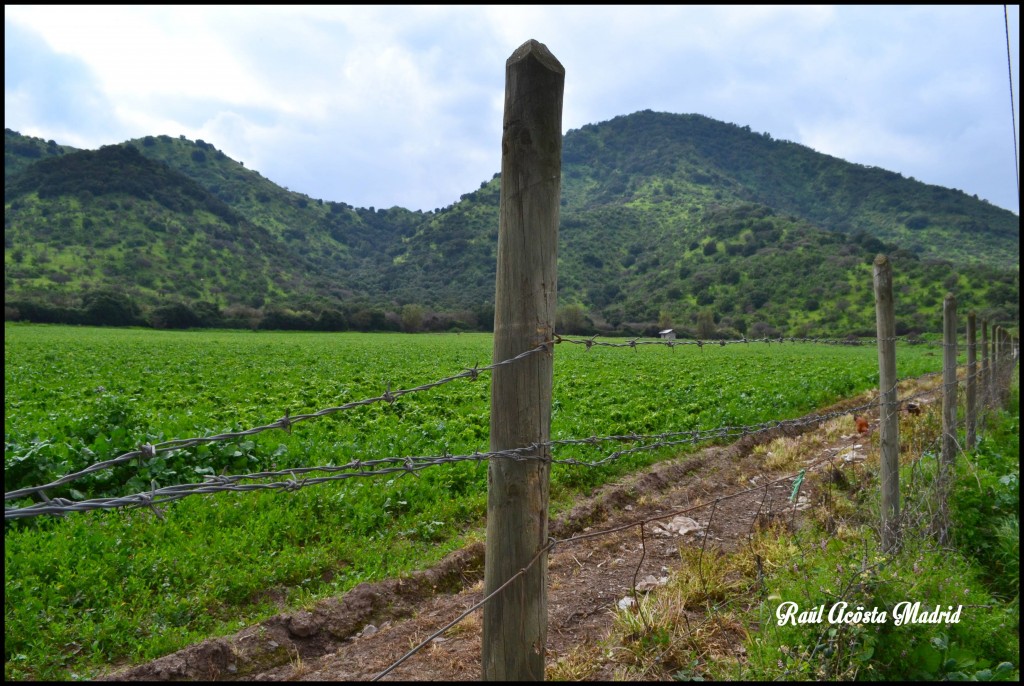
[[102, 382, 938, 682]]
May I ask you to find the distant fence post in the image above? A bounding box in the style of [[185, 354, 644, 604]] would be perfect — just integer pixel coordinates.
[[981, 320, 990, 419], [993, 326, 1000, 405], [1004, 329, 1012, 397], [873, 255, 899, 551], [993, 326, 1003, 408], [484, 38, 564, 682], [965, 311, 977, 451], [996, 326, 1004, 405], [936, 293, 957, 543], [997, 328, 1016, 407], [941, 294, 958, 468]]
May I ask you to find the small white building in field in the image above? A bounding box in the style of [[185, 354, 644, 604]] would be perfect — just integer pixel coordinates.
[[659, 329, 675, 341]]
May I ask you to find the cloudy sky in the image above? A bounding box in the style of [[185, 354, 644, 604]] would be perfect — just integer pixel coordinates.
[[5, 5, 1020, 215]]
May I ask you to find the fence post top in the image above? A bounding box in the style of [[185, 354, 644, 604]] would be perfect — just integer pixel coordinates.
[[507, 39, 564, 74]]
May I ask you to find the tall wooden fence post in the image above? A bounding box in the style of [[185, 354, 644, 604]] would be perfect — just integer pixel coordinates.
[[484, 38, 564, 682], [873, 255, 900, 550], [965, 311, 977, 452]]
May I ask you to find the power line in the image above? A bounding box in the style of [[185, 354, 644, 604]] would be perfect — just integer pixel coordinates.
[[1006, 5, 1020, 204]]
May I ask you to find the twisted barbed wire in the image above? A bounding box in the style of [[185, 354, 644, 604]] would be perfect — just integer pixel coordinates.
[[5, 373, 943, 520], [7, 338, 1009, 521], [553, 334, 941, 350]]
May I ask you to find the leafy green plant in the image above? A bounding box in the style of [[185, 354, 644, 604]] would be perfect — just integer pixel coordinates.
[[948, 397, 1019, 600]]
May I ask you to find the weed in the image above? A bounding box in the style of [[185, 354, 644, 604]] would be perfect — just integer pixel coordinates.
[[546, 644, 601, 681], [288, 646, 308, 678]]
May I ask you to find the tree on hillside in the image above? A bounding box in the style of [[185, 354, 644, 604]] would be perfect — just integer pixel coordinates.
[[401, 303, 424, 332], [82, 290, 141, 327], [696, 309, 716, 339], [557, 303, 591, 335], [658, 310, 673, 331]]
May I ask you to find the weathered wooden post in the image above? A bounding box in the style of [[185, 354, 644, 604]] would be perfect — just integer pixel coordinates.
[[993, 326, 1003, 408], [981, 319, 990, 417], [484, 38, 563, 682], [935, 293, 957, 543], [941, 294, 958, 468], [997, 328, 1014, 406], [965, 311, 977, 451], [873, 255, 900, 550]]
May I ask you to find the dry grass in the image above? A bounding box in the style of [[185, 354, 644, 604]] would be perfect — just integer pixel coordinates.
[[444, 607, 481, 638], [598, 542, 756, 680], [288, 646, 309, 679], [822, 414, 857, 442], [546, 644, 603, 681], [759, 435, 805, 471], [732, 522, 799, 577]]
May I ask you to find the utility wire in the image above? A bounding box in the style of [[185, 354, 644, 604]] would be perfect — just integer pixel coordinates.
[[1005, 5, 1020, 203]]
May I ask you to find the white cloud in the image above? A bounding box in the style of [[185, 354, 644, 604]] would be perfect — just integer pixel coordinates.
[[798, 117, 934, 170], [4, 4, 1019, 213]]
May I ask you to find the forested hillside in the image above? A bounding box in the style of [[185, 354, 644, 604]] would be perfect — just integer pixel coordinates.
[[4, 128, 80, 181], [4, 111, 1019, 336]]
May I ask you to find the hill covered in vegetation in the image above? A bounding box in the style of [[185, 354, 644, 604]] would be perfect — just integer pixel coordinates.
[[4, 111, 1019, 336], [4, 128, 80, 181]]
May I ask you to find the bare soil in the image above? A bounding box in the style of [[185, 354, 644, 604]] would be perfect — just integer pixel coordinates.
[[100, 385, 936, 682]]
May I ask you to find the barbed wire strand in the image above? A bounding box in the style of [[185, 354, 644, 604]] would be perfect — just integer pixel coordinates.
[[5, 332, 999, 506], [3, 369, 967, 520], [554, 333, 944, 350], [371, 539, 551, 681]]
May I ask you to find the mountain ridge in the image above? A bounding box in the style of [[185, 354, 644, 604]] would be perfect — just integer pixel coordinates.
[[4, 111, 1018, 335]]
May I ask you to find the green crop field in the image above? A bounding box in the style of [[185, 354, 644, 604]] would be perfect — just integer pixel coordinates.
[[4, 323, 947, 680]]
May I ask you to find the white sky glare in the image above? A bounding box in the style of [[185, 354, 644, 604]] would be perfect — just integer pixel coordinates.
[[4, 4, 1020, 215]]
